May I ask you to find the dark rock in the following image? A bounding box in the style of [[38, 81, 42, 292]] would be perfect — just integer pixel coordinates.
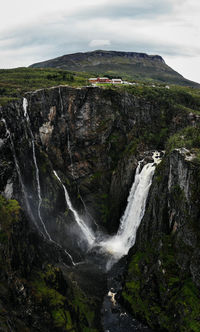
[[1, 85, 200, 331]]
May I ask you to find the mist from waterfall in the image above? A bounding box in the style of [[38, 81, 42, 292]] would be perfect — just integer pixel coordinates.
[[53, 151, 161, 267], [53, 170, 95, 246]]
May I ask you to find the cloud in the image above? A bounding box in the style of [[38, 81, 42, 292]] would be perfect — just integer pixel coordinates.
[[0, 0, 199, 82], [76, 0, 174, 20], [89, 40, 111, 47]]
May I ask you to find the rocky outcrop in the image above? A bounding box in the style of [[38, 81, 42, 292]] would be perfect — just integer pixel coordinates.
[[122, 149, 200, 331]]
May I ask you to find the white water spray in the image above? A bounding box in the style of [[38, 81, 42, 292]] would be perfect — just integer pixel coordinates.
[[53, 170, 95, 246], [99, 152, 161, 260]]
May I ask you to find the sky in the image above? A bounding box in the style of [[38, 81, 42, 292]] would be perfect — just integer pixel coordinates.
[[0, 0, 199, 83]]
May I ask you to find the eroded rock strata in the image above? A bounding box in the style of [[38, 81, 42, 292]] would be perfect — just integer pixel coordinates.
[[0, 86, 200, 331]]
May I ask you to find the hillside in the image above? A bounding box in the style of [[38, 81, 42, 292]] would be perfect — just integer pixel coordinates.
[[0, 67, 90, 105], [29, 50, 200, 87], [0, 67, 200, 109]]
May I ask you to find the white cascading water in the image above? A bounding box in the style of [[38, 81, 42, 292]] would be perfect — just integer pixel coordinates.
[[59, 90, 98, 229], [59, 87, 64, 114], [23, 98, 51, 241], [59, 88, 75, 178], [23, 99, 77, 265], [53, 170, 95, 246], [99, 152, 161, 260], [56, 90, 162, 262], [53, 151, 161, 262]]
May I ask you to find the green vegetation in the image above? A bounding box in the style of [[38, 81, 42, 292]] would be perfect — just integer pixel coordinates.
[[166, 125, 200, 164], [0, 67, 91, 105], [122, 235, 200, 331], [68, 281, 99, 332], [31, 263, 99, 331], [0, 194, 99, 331], [123, 138, 139, 156], [0, 195, 20, 243], [167, 125, 200, 151], [119, 84, 200, 152], [119, 84, 200, 112], [0, 66, 200, 109], [31, 264, 76, 331]]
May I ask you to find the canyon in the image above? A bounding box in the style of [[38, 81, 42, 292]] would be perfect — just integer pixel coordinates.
[[0, 85, 200, 331]]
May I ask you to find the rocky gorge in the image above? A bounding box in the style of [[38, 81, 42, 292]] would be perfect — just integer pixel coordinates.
[[0, 85, 200, 331]]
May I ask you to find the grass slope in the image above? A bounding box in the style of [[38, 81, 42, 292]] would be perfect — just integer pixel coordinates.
[[0, 67, 90, 105], [0, 67, 200, 108]]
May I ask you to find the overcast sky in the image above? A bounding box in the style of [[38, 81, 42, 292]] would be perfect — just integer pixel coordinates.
[[0, 0, 199, 83]]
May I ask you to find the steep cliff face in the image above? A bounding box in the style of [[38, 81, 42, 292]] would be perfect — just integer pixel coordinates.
[[1, 85, 200, 331], [0, 86, 194, 241], [122, 149, 200, 331]]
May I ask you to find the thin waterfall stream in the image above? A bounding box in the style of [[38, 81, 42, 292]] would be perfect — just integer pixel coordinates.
[[23, 98, 52, 241], [1, 118, 39, 231], [58, 89, 98, 229], [53, 170, 95, 246], [23, 98, 77, 265]]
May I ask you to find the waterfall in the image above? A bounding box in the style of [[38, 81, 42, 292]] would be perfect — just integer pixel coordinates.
[[53, 170, 95, 246], [23, 98, 51, 241], [59, 89, 96, 228], [23, 99, 77, 265], [99, 151, 161, 260], [59, 87, 64, 114], [1, 118, 40, 231], [2, 104, 161, 268], [59, 87, 75, 178]]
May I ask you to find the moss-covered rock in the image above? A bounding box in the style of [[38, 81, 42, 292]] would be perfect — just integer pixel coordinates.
[[122, 235, 200, 332], [122, 148, 200, 332]]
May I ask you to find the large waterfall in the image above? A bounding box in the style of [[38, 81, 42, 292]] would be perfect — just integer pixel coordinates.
[[99, 152, 161, 261], [53, 151, 161, 264]]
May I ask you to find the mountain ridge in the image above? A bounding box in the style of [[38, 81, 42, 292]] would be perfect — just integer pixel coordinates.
[[29, 49, 200, 87]]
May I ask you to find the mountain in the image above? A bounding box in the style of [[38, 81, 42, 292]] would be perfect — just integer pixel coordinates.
[[29, 50, 200, 87]]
